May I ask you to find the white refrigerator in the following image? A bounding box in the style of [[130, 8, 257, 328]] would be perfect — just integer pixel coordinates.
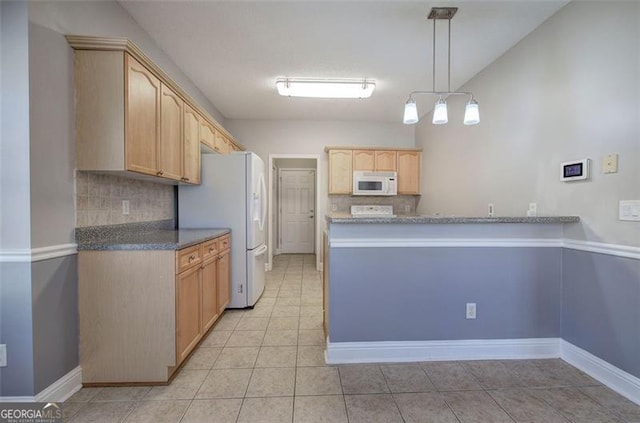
[[179, 152, 267, 308]]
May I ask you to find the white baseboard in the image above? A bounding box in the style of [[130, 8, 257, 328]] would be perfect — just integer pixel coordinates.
[[325, 338, 561, 364], [0, 396, 35, 402], [0, 366, 82, 403], [561, 340, 640, 405]]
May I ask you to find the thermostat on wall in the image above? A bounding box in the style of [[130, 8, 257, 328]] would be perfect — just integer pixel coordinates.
[[560, 158, 590, 182]]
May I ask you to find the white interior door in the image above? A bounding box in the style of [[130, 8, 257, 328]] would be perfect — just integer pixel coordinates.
[[279, 169, 315, 254]]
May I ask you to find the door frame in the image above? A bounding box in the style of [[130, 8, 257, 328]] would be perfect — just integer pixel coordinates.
[[278, 168, 316, 255], [268, 154, 321, 272]]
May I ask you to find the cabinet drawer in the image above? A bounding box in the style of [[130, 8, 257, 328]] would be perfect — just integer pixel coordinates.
[[202, 239, 219, 261], [218, 235, 231, 252], [176, 244, 202, 274]]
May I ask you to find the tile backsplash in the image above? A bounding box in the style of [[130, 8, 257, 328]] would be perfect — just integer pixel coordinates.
[[75, 172, 175, 227], [329, 195, 420, 215]]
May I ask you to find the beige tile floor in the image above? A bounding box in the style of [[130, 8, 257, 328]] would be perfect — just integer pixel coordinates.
[[64, 254, 640, 423]]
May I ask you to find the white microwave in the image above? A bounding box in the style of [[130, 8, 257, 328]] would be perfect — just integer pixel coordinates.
[[353, 171, 397, 196]]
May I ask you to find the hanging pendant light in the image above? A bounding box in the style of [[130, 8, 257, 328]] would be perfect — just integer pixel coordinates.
[[432, 97, 448, 124], [403, 99, 419, 124], [463, 98, 480, 125], [402, 7, 480, 126]]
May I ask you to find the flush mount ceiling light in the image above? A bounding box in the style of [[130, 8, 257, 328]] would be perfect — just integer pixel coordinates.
[[403, 7, 480, 126], [276, 78, 375, 99]]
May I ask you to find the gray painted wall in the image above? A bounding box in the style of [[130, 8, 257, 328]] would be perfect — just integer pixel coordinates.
[[0, 1, 36, 397], [29, 23, 75, 248], [0, 263, 35, 396], [415, 1, 640, 246], [31, 255, 79, 393], [1, 0, 31, 250], [562, 249, 640, 379], [328, 247, 562, 342]]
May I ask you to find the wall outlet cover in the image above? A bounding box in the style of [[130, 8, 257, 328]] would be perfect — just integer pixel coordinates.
[[602, 154, 619, 174], [0, 344, 6, 367], [466, 303, 477, 319]]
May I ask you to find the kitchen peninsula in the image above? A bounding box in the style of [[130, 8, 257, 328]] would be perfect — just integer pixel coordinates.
[[323, 213, 580, 363]]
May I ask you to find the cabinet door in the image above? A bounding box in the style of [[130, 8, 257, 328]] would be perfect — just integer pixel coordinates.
[[214, 131, 225, 154], [201, 257, 219, 333], [125, 54, 160, 176], [375, 150, 397, 172], [183, 104, 201, 184], [352, 150, 375, 171], [397, 151, 421, 195], [200, 120, 215, 150], [159, 84, 183, 181], [328, 150, 353, 194], [217, 249, 231, 313], [176, 265, 201, 364]]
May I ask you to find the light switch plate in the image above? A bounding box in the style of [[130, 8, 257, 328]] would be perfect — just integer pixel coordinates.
[[619, 200, 640, 221], [603, 154, 619, 174]]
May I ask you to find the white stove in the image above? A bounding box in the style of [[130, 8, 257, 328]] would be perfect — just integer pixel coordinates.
[[350, 205, 395, 218]]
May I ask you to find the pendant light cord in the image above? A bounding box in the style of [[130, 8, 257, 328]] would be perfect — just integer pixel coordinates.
[[432, 15, 436, 92], [448, 16, 451, 92]]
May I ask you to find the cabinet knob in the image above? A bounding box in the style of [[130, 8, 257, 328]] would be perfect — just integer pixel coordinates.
[[157, 170, 164, 176], [188, 254, 196, 262], [209, 247, 215, 252]]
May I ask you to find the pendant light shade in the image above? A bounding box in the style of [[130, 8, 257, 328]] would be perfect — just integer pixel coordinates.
[[463, 98, 480, 125], [403, 99, 419, 124], [402, 7, 480, 127], [432, 98, 448, 125]]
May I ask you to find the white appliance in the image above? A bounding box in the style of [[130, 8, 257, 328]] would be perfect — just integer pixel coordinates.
[[353, 171, 397, 196], [350, 205, 396, 218], [179, 152, 267, 308]]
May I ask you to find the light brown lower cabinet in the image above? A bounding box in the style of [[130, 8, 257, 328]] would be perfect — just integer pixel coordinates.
[[78, 233, 231, 385], [176, 264, 202, 365]]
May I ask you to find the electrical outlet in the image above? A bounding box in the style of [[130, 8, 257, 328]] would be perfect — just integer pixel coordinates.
[[331, 204, 337, 212], [0, 344, 7, 367], [404, 204, 411, 213], [466, 303, 477, 319], [122, 200, 130, 215], [527, 202, 537, 217], [488, 204, 494, 217]]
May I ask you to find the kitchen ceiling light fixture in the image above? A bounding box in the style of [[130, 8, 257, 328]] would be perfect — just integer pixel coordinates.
[[403, 7, 480, 126], [276, 78, 375, 99]]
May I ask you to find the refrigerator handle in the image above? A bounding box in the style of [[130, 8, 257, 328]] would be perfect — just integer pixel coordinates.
[[259, 174, 267, 231], [254, 244, 268, 256]]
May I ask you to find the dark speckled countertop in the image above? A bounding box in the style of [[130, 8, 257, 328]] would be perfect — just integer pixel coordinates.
[[326, 213, 580, 224], [76, 219, 230, 251]]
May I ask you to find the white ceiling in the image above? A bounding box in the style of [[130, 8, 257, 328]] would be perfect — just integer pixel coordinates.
[[119, 1, 567, 123]]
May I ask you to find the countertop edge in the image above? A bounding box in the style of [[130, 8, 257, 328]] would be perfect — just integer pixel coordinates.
[[76, 228, 231, 251], [325, 214, 580, 224]]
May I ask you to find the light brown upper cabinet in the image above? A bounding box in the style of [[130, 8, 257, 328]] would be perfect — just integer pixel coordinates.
[[327, 147, 421, 195], [125, 55, 161, 176], [328, 149, 353, 194], [212, 131, 232, 155], [353, 150, 375, 171], [397, 151, 421, 195], [68, 35, 244, 184], [375, 150, 397, 172], [159, 84, 184, 180], [353, 150, 397, 172], [199, 119, 216, 151], [183, 104, 201, 184]]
